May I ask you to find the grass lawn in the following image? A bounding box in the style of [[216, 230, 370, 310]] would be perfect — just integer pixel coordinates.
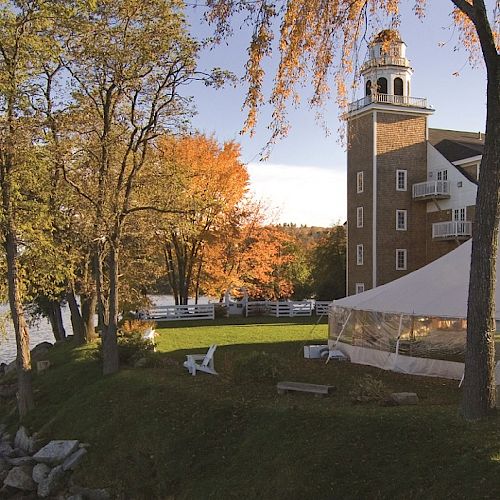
[[1, 316, 500, 499]]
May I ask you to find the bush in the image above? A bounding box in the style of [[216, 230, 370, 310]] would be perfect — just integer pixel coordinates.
[[214, 303, 228, 318], [96, 333, 154, 366], [349, 374, 388, 404], [232, 351, 285, 384], [119, 319, 156, 337]]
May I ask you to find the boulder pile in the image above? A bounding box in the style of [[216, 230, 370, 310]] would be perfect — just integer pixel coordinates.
[[0, 425, 109, 499]]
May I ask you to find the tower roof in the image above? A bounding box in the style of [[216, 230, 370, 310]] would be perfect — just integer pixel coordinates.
[[372, 29, 403, 45]]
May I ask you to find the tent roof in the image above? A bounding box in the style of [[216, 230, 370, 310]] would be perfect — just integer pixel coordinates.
[[334, 240, 500, 319]]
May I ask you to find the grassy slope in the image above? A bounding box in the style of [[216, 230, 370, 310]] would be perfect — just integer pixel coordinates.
[[1, 317, 500, 499]]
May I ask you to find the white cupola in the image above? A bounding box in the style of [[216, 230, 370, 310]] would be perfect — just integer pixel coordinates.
[[360, 29, 413, 98]]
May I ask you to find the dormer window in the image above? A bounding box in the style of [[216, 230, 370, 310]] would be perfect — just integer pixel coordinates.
[[377, 77, 388, 94], [394, 77, 404, 96]]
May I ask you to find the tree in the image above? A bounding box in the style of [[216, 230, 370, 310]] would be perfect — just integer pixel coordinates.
[[309, 225, 346, 300], [205, 0, 499, 420], [0, 0, 66, 417], [58, 0, 200, 374], [155, 134, 249, 304]]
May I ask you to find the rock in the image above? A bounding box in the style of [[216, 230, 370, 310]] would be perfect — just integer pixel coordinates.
[[30, 342, 53, 362], [14, 427, 36, 455], [0, 442, 14, 457], [36, 360, 51, 374], [0, 459, 10, 473], [69, 487, 110, 500], [4, 362, 15, 375], [37, 464, 65, 498], [62, 448, 87, 472], [0, 424, 6, 436], [5, 456, 34, 467], [3, 465, 36, 491], [389, 392, 419, 405], [33, 440, 79, 465], [0, 484, 17, 499], [78, 443, 90, 449], [32, 463, 51, 484], [66, 495, 85, 500], [1, 434, 11, 444]]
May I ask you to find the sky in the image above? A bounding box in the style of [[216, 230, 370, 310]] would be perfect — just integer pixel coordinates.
[[185, 2, 489, 226]]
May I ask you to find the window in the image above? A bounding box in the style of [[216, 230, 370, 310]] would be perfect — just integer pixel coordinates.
[[453, 207, 466, 222], [355, 283, 365, 294], [357, 171, 364, 193], [394, 77, 404, 96], [396, 249, 407, 271], [356, 207, 363, 228], [396, 169, 407, 191], [437, 169, 448, 181], [356, 244, 364, 266], [377, 77, 388, 94], [365, 80, 372, 96], [396, 209, 407, 231]]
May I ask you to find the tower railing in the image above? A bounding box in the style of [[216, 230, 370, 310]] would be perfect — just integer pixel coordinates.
[[361, 56, 410, 72], [348, 94, 430, 113]]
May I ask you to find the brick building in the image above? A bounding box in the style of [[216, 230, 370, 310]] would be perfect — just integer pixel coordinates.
[[346, 30, 483, 296]]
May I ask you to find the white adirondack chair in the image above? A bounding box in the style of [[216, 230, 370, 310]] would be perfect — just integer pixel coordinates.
[[183, 344, 218, 376]]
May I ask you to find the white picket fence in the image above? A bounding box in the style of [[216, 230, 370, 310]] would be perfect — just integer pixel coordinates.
[[147, 304, 215, 321]]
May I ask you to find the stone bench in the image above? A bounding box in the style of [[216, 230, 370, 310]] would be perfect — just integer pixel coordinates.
[[277, 381, 335, 397]]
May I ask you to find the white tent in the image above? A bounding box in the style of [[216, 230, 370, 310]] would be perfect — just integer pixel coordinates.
[[332, 239, 500, 319], [329, 239, 500, 382]]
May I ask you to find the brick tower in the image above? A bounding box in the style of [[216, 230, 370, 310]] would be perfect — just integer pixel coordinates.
[[346, 30, 434, 296]]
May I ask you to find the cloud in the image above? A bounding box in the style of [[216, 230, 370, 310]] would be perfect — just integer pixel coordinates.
[[246, 162, 346, 227]]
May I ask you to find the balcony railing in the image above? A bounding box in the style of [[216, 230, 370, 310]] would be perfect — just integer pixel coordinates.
[[348, 94, 431, 113], [432, 221, 472, 240], [360, 56, 410, 72], [412, 180, 450, 200]]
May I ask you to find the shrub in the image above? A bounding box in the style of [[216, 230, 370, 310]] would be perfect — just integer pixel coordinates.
[[349, 374, 388, 404], [214, 303, 228, 318], [119, 319, 156, 337], [96, 333, 154, 366], [232, 351, 285, 384]]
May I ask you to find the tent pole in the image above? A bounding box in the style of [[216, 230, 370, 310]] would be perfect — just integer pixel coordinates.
[[393, 313, 405, 369]]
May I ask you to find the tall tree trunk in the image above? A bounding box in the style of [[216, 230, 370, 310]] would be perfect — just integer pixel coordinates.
[[4, 230, 34, 418], [462, 56, 500, 419], [47, 300, 66, 342], [102, 243, 120, 375], [81, 293, 97, 342], [67, 289, 85, 344]]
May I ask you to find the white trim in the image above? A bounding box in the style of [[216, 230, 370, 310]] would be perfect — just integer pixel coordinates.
[[452, 155, 482, 166], [347, 103, 435, 120], [372, 111, 377, 288], [355, 283, 365, 294], [356, 244, 364, 265], [396, 209, 407, 231], [356, 206, 363, 228], [396, 169, 407, 191], [395, 248, 407, 270], [357, 171, 364, 193]]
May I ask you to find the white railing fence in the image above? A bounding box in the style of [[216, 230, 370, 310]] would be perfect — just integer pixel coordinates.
[[412, 180, 449, 199], [315, 301, 332, 315], [147, 304, 215, 321], [432, 221, 472, 239], [246, 301, 314, 318]]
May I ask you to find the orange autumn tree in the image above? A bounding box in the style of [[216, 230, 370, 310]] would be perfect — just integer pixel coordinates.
[[205, 0, 499, 420], [201, 206, 295, 300], [156, 134, 249, 304]]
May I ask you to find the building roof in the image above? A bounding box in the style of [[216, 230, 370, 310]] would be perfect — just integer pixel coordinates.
[[428, 128, 484, 163]]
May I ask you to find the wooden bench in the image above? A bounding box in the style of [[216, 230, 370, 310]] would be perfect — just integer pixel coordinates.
[[276, 381, 335, 397]]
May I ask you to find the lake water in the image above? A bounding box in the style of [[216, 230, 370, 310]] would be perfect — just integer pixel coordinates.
[[0, 295, 209, 364]]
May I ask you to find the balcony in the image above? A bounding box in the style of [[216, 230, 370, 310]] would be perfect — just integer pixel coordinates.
[[348, 94, 431, 113], [412, 180, 450, 200], [432, 221, 472, 240]]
